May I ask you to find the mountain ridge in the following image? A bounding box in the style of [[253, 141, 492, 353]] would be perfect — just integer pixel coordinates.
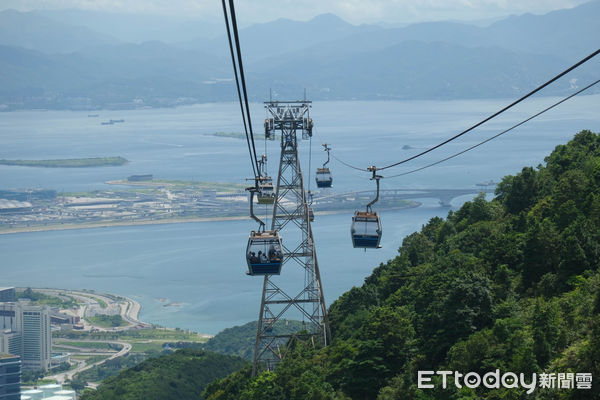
[[0, 1, 598, 109]]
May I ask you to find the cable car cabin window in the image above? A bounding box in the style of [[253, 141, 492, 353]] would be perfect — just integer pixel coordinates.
[[246, 231, 283, 275], [351, 211, 382, 248], [315, 168, 332, 188]]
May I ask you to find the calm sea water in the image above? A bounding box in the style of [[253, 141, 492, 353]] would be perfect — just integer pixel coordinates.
[[1, 96, 599, 334]]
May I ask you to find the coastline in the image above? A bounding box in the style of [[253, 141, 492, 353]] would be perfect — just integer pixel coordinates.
[[22, 287, 149, 330], [0, 203, 420, 235], [0, 215, 252, 235]]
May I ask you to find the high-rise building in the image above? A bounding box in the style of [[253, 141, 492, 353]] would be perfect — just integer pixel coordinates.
[[0, 333, 21, 357], [0, 289, 15, 303], [0, 303, 51, 371], [0, 353, 21, 400], [21, 306, 51, 371], [0, 303, 20, 333]]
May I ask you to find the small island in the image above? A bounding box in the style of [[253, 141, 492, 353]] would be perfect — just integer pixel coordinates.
[[0, 156, 128, 168]]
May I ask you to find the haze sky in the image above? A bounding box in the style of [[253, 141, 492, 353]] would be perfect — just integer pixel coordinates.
[[1, 0, 592, 25]]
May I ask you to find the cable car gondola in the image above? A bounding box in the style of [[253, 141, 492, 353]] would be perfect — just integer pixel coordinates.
[[351, 211, 381, 248], [257, 176, 275, 204], [256, 155, 275, 204], [351, 166, 382, 249], [246, 230, 283, 275], [315, 144, 333, 188], [246, 184, 283, 275], [315, 168, 332, 188]]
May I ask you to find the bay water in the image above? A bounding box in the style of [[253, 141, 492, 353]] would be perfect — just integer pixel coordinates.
[[1, 96, 598, 334]]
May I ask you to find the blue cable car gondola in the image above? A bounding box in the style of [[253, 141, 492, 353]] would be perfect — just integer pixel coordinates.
[[351, 211, 382, 248], [246, 230, 283, 275], [351, 166, 383, 249], [315, 168, 332, 188], [315, 144, 333, 188]]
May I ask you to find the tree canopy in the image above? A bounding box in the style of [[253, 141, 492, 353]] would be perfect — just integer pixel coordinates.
[[80, 349, 247, 400], [83, 130, 600, 400], [204, 130, 600, 400]]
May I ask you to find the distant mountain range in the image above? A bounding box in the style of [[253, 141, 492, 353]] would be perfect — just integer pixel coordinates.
[[0, 1, 599, 110]]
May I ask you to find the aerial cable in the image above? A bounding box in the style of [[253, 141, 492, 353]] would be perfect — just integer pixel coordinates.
[[308, 135, 312, 195], [385, 78, 600, 179], [311, 129, 367, 172], [331, 153, 365, 171], [323, 49, 600, 174], [377, 48, 600, 171], [227, 0, 261, 177], [221, 0, 256, 178]]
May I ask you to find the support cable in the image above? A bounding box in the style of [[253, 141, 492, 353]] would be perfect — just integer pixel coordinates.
[[384, 78, 600, 179], [228, 0, 261, 176], [308, 135, 312, 195], [377, 48, 600, 171], [331, 153, 366, 171], [311, 130, 370, 178], [321, 49, 600, 174], [221, 0, 258, 178]]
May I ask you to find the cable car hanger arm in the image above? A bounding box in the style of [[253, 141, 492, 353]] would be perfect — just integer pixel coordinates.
[[322, 143, 331, 168], [366, 166, 382, 213], [246, 186, 265, 230]]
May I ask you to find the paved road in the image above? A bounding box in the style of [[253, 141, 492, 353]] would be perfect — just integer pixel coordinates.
[[34, 288, 150, 331], [23, 288, 145, 385], [46, 340, 132, 384]]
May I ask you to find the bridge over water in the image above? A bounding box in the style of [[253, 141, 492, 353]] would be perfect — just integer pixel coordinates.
[[314, 187, 496, 208]]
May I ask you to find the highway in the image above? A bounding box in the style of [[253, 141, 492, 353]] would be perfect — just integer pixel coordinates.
[[35, 288, 150, 331], [46, 339, 132, 384]]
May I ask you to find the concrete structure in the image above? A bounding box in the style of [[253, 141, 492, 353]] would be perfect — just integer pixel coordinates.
[[0, 290, 15, 304], [51, 390, 75, 400], [40, 397, 70, 400], [50, 354, 70, 367], [0, 333, 21, 357], [19, 390, 42, 400], [21, 385, 74, 400], [0, 353, 20, 400], [38, 384, 61, 398], [86, 303, 120, 317], [49, 313, 78, 327], [0, 303, 19, 333], [0, 304, 51, 371]]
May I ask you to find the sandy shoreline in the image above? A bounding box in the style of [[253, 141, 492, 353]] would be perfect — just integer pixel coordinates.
[[0, 215, 252, 235], [0, 204, 419, 236]]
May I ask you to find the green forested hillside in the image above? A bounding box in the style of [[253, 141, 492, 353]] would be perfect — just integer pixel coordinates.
[[79, 350, 247, 400], [203, 320, 306, 360], [203, 130, 600, 400]]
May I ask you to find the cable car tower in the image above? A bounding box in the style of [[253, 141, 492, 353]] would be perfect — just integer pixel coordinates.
[[251, 99, 330, 375]]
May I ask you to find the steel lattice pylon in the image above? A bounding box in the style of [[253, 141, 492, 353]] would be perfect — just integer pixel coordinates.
[[251, 100, 331, 376]]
